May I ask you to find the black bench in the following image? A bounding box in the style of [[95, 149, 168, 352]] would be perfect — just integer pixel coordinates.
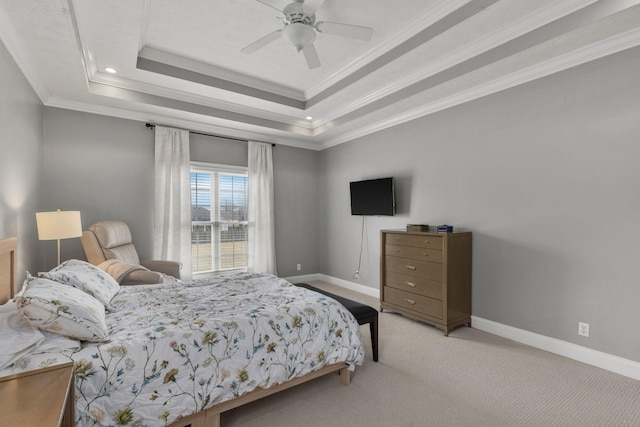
[[295, 283, 378, 362]]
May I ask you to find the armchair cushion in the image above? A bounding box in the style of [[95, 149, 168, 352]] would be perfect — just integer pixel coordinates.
[[91, 220, 132, 249], [89, 221, 140, 264]]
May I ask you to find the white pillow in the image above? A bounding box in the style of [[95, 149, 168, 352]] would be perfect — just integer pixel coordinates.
[[15, 275, 108, 342], [40, 259, 120, 307], [0, 300, 45, 370]]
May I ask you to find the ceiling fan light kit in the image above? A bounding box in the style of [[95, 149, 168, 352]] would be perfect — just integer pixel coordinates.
[[243, 0, 374, 69], [282, 22, 316, 52]]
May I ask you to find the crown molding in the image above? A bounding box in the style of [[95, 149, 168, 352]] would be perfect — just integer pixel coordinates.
[[68, 0, 97, 83], [73, 0, 305, 107], [44, 96, 319, 150], [307, 0, 598, 103], [312, 0, 600, 132], [88, 70, 312, 130], [303, 0, 472, 100], [88, 81, 316, 136], [319, 26, 640, 149], [137, 47, 306, 102]]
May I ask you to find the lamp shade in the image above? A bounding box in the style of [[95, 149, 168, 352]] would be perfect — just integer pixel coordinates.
[[36, 210, 82, 240]]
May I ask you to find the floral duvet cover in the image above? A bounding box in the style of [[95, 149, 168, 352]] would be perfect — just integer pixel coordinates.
[[4, 273, 364, 426]]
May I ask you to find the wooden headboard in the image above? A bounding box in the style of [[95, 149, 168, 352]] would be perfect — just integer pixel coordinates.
[[0, 237, 18, 304]]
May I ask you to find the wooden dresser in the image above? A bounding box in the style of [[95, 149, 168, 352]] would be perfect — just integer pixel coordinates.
[[380, 230, 472, 336]]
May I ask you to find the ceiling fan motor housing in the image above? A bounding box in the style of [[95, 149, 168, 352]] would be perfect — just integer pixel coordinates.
[[281, 2, 317, 51], [283, 2, 315, 25]]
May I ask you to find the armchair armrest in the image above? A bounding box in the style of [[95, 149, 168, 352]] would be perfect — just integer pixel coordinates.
[[121, 270, 164, 286], [141, 260, 182, 279]]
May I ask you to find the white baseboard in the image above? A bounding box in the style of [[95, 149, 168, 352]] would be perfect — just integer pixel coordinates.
[[472, 316, 640, 381], [315, 274, 380, 298], [283, 273, 380, 298], [282, 273, 321, 284], [284, 274, 640, 381]]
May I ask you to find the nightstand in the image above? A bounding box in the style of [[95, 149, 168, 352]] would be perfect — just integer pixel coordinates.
[[0, 362, 74, 426]]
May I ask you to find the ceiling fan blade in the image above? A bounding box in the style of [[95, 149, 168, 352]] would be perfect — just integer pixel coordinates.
[[255, 0, 284, 13], [241, 30, 282, 54], [302, 0, 326, 13], [302, 42, 321, 69], [315, 21, 373, 41]]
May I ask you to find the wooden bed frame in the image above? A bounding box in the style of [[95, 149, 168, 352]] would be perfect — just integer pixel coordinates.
[[171, 364, 350, 427], [0, 237, 352, 427], [0, 237, 17, 305]]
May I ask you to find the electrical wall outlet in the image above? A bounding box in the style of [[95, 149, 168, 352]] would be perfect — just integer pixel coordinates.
[[296, 264, 302, 271], [578, 322, 590, 337]]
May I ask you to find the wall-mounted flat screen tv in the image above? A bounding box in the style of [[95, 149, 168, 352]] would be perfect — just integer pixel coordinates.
[[350, 177, 395, 216]]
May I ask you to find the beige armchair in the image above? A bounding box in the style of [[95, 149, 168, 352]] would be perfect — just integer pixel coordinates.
[[81, 220, 181, 285]]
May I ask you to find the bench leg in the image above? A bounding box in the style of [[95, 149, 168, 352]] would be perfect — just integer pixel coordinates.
[[370, 317, 378, 362]]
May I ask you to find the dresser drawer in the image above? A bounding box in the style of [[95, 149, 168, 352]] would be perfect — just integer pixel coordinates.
[[386, 233, 443, 250], [385, 271, 443, 300], [385, 256, 443, 282], [383, 286, 443, 319], [386, 244, 443, 263]]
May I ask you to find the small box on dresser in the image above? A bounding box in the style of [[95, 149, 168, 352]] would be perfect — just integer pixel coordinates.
[[380, 229, 472, 336]]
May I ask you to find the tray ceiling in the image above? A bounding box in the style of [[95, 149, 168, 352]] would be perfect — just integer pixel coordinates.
[[1, 0, 639, 149]]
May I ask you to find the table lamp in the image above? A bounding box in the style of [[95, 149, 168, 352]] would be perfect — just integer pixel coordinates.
[[36, 209, 82, 265]]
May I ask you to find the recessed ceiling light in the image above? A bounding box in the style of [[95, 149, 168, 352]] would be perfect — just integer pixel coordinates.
[[306, 116, 313, 120], [104, 67, 117, 74]]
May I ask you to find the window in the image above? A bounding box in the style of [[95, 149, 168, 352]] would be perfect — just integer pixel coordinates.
[[191, 162, 248, 274]]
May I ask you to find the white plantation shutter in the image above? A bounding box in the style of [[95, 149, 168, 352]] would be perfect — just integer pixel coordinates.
[[191, 162, 248, 274]]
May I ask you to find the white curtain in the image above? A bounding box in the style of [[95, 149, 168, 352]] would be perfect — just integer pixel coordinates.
[[154, 126, 192, 280], [248, 141, 277, 274]]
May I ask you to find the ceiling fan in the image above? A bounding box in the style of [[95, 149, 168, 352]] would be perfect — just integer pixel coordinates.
[[242, 0, 373, 69]]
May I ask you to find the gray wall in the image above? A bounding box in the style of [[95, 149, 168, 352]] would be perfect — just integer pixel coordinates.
[[318, 47, 640, 362], [190, 133, 248, 167], [0, 39, 44, 281], [273, 144, 319, 276], [42, 109, 155, 269], [42, 110, 318, 276]]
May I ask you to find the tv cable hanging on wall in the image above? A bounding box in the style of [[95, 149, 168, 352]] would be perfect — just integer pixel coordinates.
[[353, 216, 365, 279]]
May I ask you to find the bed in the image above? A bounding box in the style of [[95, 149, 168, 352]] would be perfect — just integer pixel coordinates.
[[0, 237, 364, 427]]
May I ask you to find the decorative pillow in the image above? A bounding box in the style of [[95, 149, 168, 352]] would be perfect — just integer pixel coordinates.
[[40, 259, 120, 307], [15, 275, 108, 342]]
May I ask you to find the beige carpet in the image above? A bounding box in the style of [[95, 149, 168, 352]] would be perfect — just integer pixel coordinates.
[[221, 281, 640, 427]]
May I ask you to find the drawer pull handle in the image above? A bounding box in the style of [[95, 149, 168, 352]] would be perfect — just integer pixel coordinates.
[[424, 240, 430, 244], [405, 299, 416, 305], [405, 281, 416, 288], [405, 265, 416, 271]]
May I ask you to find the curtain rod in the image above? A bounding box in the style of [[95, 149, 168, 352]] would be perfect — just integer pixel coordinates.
[[145, 123, 275, 146]]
